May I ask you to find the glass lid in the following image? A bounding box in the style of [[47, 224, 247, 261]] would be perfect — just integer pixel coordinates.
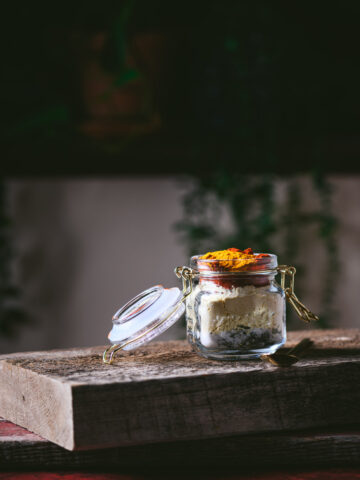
[[107, 285, 185, 351]]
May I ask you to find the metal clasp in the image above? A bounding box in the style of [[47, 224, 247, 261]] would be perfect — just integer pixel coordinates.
[[103, 344, 122, 364], [277, 265, 319, 323], [174, 266, 197, 300]]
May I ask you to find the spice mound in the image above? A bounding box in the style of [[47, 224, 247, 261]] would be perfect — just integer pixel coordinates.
[[199, 247, 270, 272]]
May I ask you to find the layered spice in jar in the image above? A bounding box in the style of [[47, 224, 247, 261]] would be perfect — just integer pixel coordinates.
[[186, 248, 286, 360]]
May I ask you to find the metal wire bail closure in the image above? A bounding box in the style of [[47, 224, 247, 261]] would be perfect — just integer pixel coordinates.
[[174, 266, 197, 299], [277, 265, 319, 323], [103, 343, 122, 364]]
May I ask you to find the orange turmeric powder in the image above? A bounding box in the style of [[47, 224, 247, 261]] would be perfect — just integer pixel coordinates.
[[199, 248, 269, 271]]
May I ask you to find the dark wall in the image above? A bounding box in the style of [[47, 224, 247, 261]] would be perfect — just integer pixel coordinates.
[[2, 1, 360, 175]]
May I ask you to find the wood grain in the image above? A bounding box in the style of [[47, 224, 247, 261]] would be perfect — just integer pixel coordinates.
[[0, 329, 359, 451]]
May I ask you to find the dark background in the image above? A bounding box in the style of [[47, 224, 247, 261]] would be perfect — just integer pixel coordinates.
[[1, 1, 360, 351], [2, 0, 360, 175]]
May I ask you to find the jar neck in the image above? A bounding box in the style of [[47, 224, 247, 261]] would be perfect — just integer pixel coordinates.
[[198, 272, 276, 289]]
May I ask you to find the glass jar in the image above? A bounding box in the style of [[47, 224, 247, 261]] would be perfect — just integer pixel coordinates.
[[185, 253, 285, 360], [103, 252, 318, 365]]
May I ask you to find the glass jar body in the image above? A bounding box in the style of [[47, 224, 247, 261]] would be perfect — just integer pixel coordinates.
[[185, 273, 286, 360]]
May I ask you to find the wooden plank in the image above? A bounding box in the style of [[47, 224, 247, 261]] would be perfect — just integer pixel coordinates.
[[1, 416, 360, 470], [0, 329, 359, 451]]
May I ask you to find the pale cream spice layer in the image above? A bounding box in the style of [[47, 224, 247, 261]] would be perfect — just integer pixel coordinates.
[[192, 284, 284, 334]]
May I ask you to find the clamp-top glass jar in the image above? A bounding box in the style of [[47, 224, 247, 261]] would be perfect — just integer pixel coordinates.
[[103, 247, 318, 364], [185, 251, 285, 360]]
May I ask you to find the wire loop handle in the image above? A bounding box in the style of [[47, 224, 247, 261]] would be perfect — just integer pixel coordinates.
[[103, 343, 122, 364], [277, 265, 319, 323]]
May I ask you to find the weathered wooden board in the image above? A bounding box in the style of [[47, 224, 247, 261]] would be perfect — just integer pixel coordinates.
[[2, 416, 360, 470], [0, 329, 360, 451]]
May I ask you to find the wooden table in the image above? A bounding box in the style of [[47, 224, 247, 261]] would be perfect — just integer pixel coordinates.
[[0, 329, 360, 478]]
